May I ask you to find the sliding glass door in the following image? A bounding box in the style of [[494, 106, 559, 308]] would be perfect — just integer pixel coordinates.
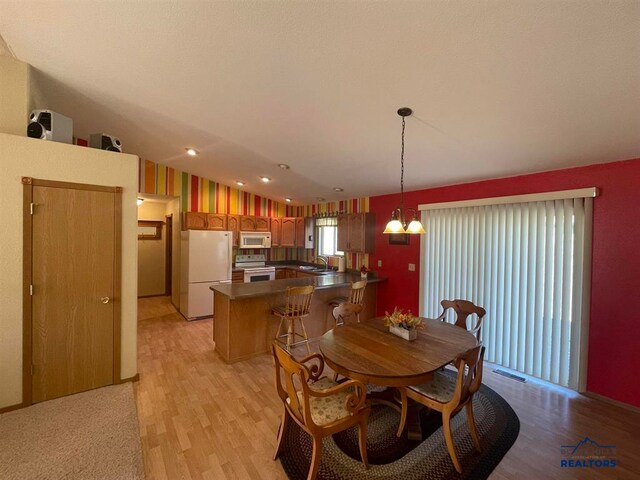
[[419, 190, 594, 390]]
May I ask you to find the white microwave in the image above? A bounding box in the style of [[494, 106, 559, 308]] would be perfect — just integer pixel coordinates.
[[239, 231, 272, 249]]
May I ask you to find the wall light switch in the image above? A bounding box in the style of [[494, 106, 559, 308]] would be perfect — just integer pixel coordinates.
[[408, 263, 416, 272], [377, 260, 382, 267]]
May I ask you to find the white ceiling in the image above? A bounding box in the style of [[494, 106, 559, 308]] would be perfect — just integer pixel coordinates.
[[1, 1, 639, 205]]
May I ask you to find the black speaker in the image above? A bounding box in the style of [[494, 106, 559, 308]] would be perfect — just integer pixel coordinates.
[[89, 133, 122, 152]]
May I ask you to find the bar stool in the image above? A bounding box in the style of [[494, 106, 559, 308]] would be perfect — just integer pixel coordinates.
[[271, 285, 315, 354], [328, 280, 367, 322]]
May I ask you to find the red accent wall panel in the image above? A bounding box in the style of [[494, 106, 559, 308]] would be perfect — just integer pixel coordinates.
[[369, 158, 640, 407]]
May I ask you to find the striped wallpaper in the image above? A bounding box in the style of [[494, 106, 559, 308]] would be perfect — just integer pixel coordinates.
[[138, 159, 287, 217], [138, 158, 370, 268]]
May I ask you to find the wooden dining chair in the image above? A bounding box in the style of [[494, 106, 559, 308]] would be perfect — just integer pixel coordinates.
[[328, 280, 367, 322], [396, 345, 485, 473], [332, 302, 363, 327], [271, 285, 315, 354], [271, 342, 370, 480], [434, 299, 486, 341]]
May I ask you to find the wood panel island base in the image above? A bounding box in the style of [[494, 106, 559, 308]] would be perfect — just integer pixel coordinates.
[[210, 273, 385, 363]]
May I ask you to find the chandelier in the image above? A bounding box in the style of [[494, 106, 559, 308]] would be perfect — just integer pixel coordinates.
[[383, 107, 425, 235]]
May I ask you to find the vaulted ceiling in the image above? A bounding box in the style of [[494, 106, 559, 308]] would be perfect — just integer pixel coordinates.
[[1, 1, 639, 204]]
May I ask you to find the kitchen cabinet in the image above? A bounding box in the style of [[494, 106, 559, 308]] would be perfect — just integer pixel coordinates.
[[227, 215, 240, 246], [206, 213, 227, 231], [183, 212, 208, 230], [232, 270, 244, 283], [281, 217, 297, 247], [271, 217, 282, 246], [255, 216, 271, 232], [240, 215, 256, 231], [295, 218, 305, 248], [337, 213, 375, 253], [296, 271, 315, 278], [275, 269, 286, 280], [285, 269, 297, 279]]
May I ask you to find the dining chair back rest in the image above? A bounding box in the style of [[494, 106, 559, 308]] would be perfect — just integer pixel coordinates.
[[453, 345, 485, 405], [272, 343, 312, 424], [332, 303, 363, 326], [437, 299, 487, 340], [348, 280, 367, 305], [285, 285, 315, 317]]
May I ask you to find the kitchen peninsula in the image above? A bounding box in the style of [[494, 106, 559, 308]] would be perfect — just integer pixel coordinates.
[[210, 271, 386, 363]]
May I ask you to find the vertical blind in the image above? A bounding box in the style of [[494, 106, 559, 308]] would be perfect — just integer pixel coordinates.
[[420, 193, 593, 390]]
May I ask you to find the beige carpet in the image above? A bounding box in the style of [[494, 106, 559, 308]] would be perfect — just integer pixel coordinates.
[[0, 383, 144, 480]]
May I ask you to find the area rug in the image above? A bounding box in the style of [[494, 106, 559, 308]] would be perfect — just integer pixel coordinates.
[[0, 383, 145, 480], [279, 379, 519, 479]]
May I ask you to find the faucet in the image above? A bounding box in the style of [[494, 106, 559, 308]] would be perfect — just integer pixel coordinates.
[[317, 255, 329, 271]]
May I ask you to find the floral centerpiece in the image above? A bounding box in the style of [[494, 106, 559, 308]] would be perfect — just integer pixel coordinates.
[[383, 307, 423, 340]]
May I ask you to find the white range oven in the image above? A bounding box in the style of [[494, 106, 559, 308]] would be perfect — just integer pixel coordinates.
[[235, 254, 276, 283]]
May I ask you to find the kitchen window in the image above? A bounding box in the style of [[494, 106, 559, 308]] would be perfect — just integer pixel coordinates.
[[316, 217, 343, 257]]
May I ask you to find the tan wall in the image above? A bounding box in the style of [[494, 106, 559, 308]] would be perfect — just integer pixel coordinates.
[[0, 133, 139, 409], [0, 56, 29, 136], [137, 202, 167, 297]]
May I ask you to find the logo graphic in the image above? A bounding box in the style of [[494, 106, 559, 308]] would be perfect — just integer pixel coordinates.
[[560, 437, 617, 468]]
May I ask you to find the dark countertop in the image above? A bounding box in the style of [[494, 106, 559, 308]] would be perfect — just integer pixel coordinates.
[[210, 271, 386, 300]]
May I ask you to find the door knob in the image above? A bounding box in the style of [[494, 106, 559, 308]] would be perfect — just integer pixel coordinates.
[[100, 296, 110, 304]]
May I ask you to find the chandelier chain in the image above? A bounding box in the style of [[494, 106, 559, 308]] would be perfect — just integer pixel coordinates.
[[400, 115, 405, 220]]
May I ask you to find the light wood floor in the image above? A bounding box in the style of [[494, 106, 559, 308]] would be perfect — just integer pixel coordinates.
[[136, 297, 640, 479]]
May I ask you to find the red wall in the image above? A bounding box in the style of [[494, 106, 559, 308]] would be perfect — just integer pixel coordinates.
[[369, 158, 640, 407]]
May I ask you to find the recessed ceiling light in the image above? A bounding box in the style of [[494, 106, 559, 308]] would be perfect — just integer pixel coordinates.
[[185, 148, 198, 156], [316, 197, 326, 202], [137, 198, 144, 206], [260, 176, 271, 183], [333, 187, 344, 192], [278, 164, 290, 170], [236, 180, 245, 186], [285, 197, 292, 202]]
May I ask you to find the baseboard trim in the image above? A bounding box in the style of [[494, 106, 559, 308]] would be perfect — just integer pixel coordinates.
[[138, 294, 167, 299], [119, 374, 140, 384], [0, 402, 25, 414], [583, 391, 640, 414]]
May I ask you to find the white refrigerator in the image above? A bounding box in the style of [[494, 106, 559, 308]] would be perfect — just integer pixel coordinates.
[[180, 230, 232, 321]]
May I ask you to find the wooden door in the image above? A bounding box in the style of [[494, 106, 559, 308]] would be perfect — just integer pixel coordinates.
[[281, 217, 296, 246], [337, 214, 349, 252], [240, 215, 256, 231], [295, 217, 305, 247], [183, 212, 208, 230], [255, 216, 271, 232], [206, 213, 227, 231], [29, 181, 119, 404], [271, 217, 282, 246], [348, 213, 364, 252], [227, 215, 240, 246]]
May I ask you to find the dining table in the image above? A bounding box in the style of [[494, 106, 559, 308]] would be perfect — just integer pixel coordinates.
[[319, 316, 478, 439]]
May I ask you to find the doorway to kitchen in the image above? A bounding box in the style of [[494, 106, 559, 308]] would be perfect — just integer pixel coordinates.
[[137, 194, 181, 309]]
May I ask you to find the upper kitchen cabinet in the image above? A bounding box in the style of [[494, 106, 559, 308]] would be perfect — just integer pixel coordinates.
[[280, 217, 297, 247], [183, 212, 208, 230], [240, 215, 256, 231], [227, 214, 240, 246], [337, 213, 375, 253], [295, 217, 305, 248], [271, 217, 282, 246], [206, 213, 227, 230], [254, 216, 271, 232]]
